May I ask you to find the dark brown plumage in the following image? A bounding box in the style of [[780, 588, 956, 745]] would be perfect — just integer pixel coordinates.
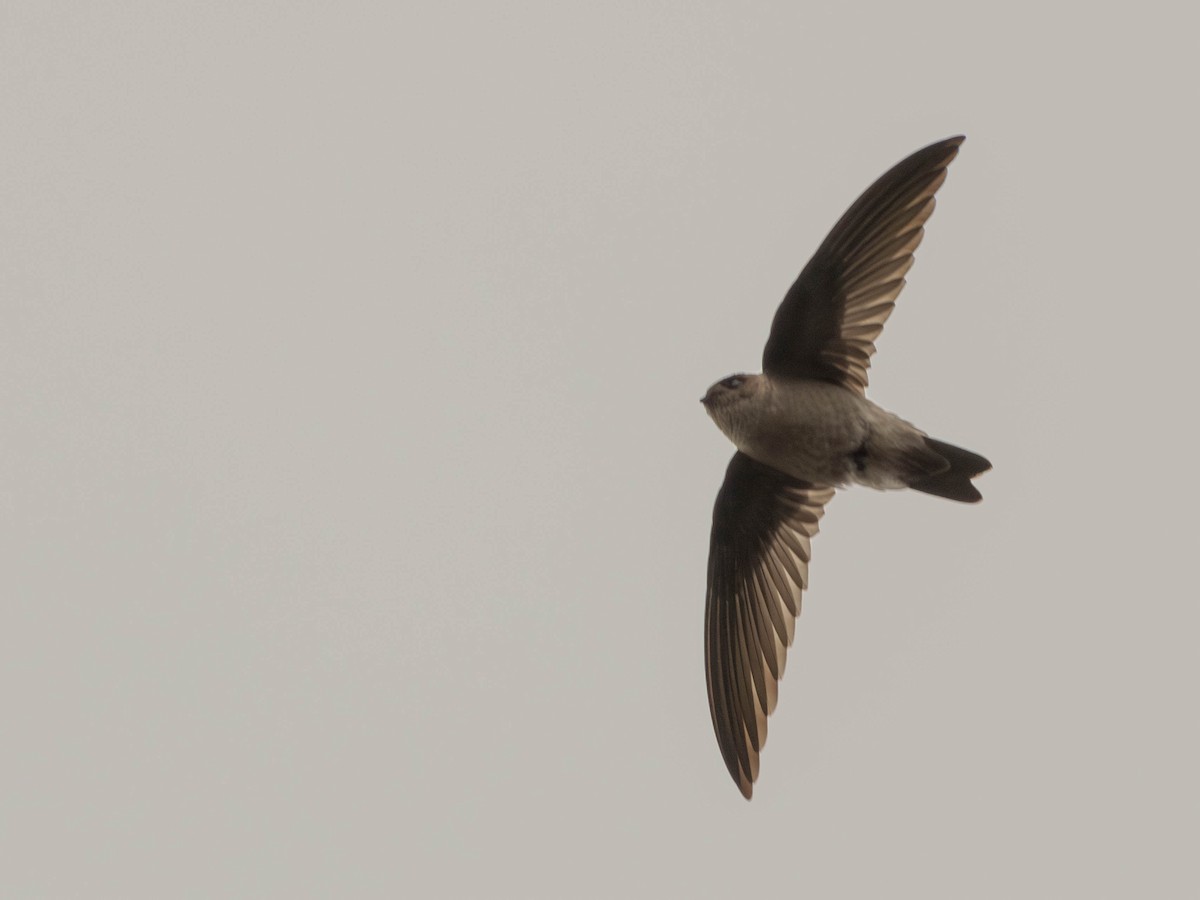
[[703, 137, 989, 798]]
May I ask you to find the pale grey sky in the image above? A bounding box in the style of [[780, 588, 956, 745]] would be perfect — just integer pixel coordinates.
[[3, 3, 1197, 898]]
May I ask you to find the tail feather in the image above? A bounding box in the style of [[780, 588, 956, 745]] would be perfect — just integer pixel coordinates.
[[910, 438, 992, 503]]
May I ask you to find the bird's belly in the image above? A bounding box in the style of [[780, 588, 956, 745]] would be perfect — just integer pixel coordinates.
[[745, 427, 857, 484], [741, 387, 867, 485]]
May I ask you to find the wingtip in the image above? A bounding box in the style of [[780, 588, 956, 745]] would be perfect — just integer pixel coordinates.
[[933, 135, 965, 160], [921, 135, 965, 165], [916, 135, 964, 154]]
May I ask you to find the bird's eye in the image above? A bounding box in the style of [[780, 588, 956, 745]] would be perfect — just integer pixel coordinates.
[[722, 376, 743, 390]]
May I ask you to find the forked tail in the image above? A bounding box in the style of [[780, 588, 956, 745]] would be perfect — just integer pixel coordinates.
[[909, 438, 992, 503]]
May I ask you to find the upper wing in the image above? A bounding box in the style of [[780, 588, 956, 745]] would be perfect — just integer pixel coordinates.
[[705, 451, 835, 799], [761, 136, 964, 394]]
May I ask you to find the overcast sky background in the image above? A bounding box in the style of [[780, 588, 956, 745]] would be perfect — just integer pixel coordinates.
[[3, 3, 1198, 898]]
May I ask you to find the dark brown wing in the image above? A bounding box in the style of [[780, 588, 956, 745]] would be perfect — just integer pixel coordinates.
[[705, 452, 834, 799], [761, 136, 964, 394]]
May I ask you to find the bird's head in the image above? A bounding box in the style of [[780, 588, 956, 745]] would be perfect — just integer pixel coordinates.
[[701, 373, 765, 440]]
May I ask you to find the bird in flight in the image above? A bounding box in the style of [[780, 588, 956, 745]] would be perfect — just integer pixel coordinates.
[[701, 136, 990, 799]]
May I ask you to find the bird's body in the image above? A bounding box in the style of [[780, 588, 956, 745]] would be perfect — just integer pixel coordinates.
[[705, 375, 936, 490], [700, 136, 991, 799]]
